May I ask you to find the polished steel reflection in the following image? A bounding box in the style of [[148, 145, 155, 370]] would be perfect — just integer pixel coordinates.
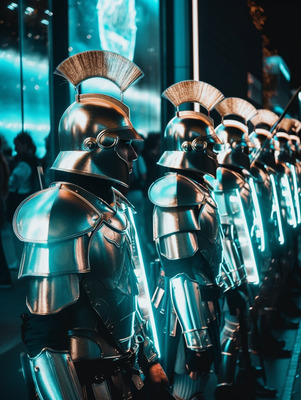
[[170, 273, 212, 351], [29, 348, 83, 400]]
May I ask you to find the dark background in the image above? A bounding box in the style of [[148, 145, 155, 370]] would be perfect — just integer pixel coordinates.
[[259, 0, 301, 90]]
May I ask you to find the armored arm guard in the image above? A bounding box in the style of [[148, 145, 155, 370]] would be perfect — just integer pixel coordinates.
[[170, 273, 212, 350], [220, 223, 247, 289], [149, 173, 222, 352], [27, 348, 84, 400]]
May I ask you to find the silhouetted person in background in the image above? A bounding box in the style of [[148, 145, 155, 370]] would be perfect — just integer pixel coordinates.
[[0, 136, 12, 288], [6, 131, 40, 264]]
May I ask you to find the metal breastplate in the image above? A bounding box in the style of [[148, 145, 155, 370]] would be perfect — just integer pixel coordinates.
[[82, 200, 139, 353]]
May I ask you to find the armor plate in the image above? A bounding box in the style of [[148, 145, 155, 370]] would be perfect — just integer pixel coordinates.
[[170, 273, 212, 351], [149, 173, 222, 268], [29, 348, 83, 400], [214, 167, 260, 285]]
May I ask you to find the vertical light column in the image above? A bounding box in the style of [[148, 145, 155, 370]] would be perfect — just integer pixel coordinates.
[[192, 0, 200, 112]]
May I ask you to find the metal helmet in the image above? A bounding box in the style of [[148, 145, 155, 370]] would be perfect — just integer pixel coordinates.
[[249, 109, 279, 170], [158, 80, 224, 178], [275, 118, 296, 164], [214, 97, 257, 171], [51, 50, 144, 187], [291, 118, 301, 136], [288, 118, 301, 160]]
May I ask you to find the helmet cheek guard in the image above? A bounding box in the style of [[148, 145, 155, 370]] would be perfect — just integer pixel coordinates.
[[158, 80, 224, 178], [51, 50, 144, 187]]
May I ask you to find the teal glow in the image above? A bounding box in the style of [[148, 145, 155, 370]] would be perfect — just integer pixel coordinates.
[[270, 174, 285, 245], [289, 165, 301, 224], [233, 189, 259, 285], [279, 62, 291, 82], [127, 207, 161, 358], [0, 50, 50, 158], [221, 259, 235, 288], [249, 177, 265, 253], [213, 190, 259, 285], [265, 55, 291, 82], [97, 0, 137, 61], [281, 175, 297, 228]]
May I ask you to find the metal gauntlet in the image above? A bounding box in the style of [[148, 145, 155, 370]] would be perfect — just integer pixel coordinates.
[[170, 273, 212, 351]]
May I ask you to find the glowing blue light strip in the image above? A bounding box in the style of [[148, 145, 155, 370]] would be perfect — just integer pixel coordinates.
[[213, 190, 259, 285], [281, 175, 297, 228], [270, 174, 285, 245], [289, 165, 301, 224], [279, 61, 291, 82], [127, 208, 160, 358], [233, 189, 259, 285], [249, 177, 265, 252]]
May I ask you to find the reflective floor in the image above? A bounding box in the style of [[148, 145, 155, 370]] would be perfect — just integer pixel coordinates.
[[1, 222, 301, 400]]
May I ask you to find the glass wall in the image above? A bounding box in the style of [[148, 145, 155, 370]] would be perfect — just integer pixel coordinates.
[[0, 0, 160, 161], [0, 0, 51, 158], [68, 0, 161, 137]]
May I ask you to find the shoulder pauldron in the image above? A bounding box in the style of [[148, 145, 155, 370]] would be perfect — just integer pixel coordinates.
[[14, 182, 126, 315], [149, 173, 207, 207]]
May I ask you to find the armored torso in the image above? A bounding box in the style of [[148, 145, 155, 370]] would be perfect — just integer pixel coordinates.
[[14, 182, 138, 351]]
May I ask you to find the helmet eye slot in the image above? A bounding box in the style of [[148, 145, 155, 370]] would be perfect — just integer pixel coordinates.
[[191, 138, 207, 151], [181, 138, 209, 152], [97, 132, 118, 148]]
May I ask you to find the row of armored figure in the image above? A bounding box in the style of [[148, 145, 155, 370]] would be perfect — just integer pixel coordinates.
[[147, 80, 301, 399]]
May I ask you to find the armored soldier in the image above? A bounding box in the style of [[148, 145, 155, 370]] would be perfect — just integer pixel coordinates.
[[148, 80, 224, 400], [272, 118, 301, 320], [14, 50, 169, 400], [213, 98, 277, 398], [248, 110, 294, 359]]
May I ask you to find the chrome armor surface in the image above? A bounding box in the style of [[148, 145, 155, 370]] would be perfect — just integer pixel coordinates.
[[212, 98, 260, 395], [149, 173, 222, 351], [214, 97, 257, 171], [149, 173, 222, 272], [275, 119, 301, 227], [149, 80, 224, 400], [213, 168, 259, 284], [14, 182, 139, 351], [28, 348, 83, 400], [213, 97, 260, 285], [249, 108, 279, 171], [158, 80, 224, 178], [52, 51, 144, 188], [170, 273, 212, 351], [249, 109, 285, 246]]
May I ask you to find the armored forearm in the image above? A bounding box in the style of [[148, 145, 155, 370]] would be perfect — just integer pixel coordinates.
[[28, 348, 83, 400], [170, 273, 212, 351]]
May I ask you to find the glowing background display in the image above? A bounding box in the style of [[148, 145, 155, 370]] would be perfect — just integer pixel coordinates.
[[0, 0, 161, 158]]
